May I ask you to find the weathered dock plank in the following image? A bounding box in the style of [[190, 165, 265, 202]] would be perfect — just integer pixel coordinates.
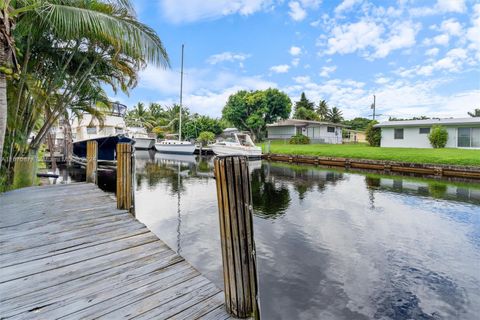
[[0, 183, 230, 319]]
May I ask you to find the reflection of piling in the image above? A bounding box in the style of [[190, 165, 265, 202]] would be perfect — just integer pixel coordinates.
[[213, 155, 259, 319], [116, 143, 135, 214], [86, 141, 98, 184]]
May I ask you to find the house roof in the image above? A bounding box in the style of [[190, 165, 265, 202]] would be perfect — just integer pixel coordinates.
[[374, 117, 480, 128], [267, 119, 346, 127]]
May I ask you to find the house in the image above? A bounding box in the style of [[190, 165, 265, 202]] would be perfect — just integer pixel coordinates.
[[374, 118, 480, 148], [266, 119, 345, 144], [343, 129, 367, 143]]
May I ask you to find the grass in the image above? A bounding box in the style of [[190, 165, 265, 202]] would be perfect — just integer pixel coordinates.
[[261, 141, 480, 166]]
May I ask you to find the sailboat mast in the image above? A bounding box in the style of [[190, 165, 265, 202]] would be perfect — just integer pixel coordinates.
[[179, 44, 184, 142]]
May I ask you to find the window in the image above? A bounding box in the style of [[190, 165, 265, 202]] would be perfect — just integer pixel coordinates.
[[458, 127, 480, 148], [394, 128, 404, 139], [327, 126, 335, 133], [419, 128, 430, 134], [86, 127, 97, 134]]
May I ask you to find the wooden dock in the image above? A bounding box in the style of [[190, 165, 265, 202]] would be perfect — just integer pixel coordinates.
[[0, 183, 232, 319]]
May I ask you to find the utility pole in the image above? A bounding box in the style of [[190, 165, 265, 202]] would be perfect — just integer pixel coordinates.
[[371, 95, 376, 120]]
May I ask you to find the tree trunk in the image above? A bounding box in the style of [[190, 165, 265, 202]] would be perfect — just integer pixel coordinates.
[[0, 39, 7, 165], [46, 132, 57, 172]]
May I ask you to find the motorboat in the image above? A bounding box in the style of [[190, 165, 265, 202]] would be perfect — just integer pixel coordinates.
[[155, 140, 196, 154], [72, 135, 134, 171], [209, 133, 262, 158], [127, 127, 155, 150]]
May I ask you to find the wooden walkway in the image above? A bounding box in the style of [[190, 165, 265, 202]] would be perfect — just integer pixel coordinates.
[[0, 183, 232, 319]]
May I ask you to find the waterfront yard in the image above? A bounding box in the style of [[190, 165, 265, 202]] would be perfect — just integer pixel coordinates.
[[262, 141, 480, 166]]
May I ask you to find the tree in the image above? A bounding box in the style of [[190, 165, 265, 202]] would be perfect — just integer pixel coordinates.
[[222, 88, 291, 141], [125, 102, 154, 129], [326, 106, 344, 123], [468, 108, 480, 117], [1, 0, 169, 167], [294, 92, 315, 112], [183, 115, 223, 140], [365, 121, 381, 146], [428, 125, 448, 148], [342, 117, 371, 131], [293, 107, 319, 121], [316, 100, 329, 120], [197, 131, 215, 146]]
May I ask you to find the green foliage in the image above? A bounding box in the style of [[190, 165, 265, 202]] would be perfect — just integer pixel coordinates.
[[326, 107, 344, 123], [222, 88, 291, 141], [428, 125, 448, 148], [342, 117, 371, 130], [467, 108, 480, 117], [197, 131, 215, 145], [365, 121, 381, 146], [316, 100, 329, 120], [289, 134, 310, 145], [294, 92, 315, 112], [183, 115, 223, 140], [293, 107, 319, 121]]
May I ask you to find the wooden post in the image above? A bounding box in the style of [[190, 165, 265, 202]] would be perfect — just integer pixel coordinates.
[[214, 155, 259, 319], [116, 143, 134, 214], [13, 157, 36, 189], [86, 141, 98, 184]]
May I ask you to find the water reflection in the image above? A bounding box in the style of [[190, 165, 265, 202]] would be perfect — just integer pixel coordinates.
[[131, 152, 480, 320]]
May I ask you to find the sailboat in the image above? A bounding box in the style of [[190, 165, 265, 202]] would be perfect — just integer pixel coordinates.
[[155, 44, 196, 155]]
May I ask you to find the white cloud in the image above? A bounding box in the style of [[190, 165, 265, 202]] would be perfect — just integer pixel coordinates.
[[440, 19, 462, 36], [289, 46, 302, 56], [425, 47, 440, 56], [291, 58, 300, 67], [466, 4, 480, 59], [372, 21, 419, 58], [325, 20, 384, 55], [270, 64, 290, 73], [374, 77, 390, 85], [397, 48, 469, 77], [410, 0, 466, 16], [334, 0, 362, 14], [206, 52, 251, 65], [293, 75, 311, 83], [160, 0, 274, 23], [319, 65, 337, 77], [288, 1, 307, 21]]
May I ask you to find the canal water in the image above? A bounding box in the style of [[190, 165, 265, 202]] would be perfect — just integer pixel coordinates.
[[57, 150, 480, 319]]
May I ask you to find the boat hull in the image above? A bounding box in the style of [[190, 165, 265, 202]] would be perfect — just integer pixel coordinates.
[[134, 138, 155, 150], [155, 142, 196, 154], [211, 145, 262, 158]]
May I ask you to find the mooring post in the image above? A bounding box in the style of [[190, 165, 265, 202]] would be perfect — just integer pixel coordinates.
[[213, 155, 260, 319], [116, 143, 134, 214], [13, 157, 36, 188], [86, 140, 98, 184]]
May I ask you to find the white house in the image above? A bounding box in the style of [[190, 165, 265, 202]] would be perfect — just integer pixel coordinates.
[[266, 119, 345, 144], [374, 118, 480, 148]]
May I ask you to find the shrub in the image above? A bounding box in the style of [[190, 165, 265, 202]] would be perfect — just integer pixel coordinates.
[[289, 134, 310, 144], [197, 131, 215, 146], [428, 125, 448, 148], [365, 121, 381, 146]]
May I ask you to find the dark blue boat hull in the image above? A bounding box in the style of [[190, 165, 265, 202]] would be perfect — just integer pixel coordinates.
[[73, 135, 134, 161]]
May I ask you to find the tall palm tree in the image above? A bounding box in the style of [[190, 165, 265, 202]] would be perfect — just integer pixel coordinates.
[[316, 100, 329, 121], [467, 108, 480, 117], [327, 106, 344, 123], [0, 0, 169, 163]]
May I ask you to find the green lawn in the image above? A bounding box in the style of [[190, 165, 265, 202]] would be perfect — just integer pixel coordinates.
[[261, 141, 480, 166]]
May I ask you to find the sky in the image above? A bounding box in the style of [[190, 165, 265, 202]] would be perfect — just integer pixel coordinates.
[[109, 0, 480, 121]]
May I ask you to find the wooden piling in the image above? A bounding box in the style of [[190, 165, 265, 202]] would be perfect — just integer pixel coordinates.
[[213, 155, 259, 319], [86, 141, 98, 184], [116, 143, 134, 214], [13, 157, 36, 188]]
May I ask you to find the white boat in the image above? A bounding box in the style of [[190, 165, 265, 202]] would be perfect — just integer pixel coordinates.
[[155, 140, 196, 154], [126, 127, 155, 150], [210, 133, 262, 158], [155, 44, 195, 155]]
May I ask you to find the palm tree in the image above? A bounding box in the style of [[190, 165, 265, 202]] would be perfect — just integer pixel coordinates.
[[326, 106, 344, 123], [467, 108, 480, 117], [125, 102, 155, 129], [316, 100, 329, 121], [0, 0, 169, 163]]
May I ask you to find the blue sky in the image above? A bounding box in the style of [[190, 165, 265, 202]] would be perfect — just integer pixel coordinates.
[[110, 0, 480, 120]]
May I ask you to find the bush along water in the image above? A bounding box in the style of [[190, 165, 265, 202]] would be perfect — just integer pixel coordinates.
[[289, 134, 310, 144], [429, 125, 448, 148]]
